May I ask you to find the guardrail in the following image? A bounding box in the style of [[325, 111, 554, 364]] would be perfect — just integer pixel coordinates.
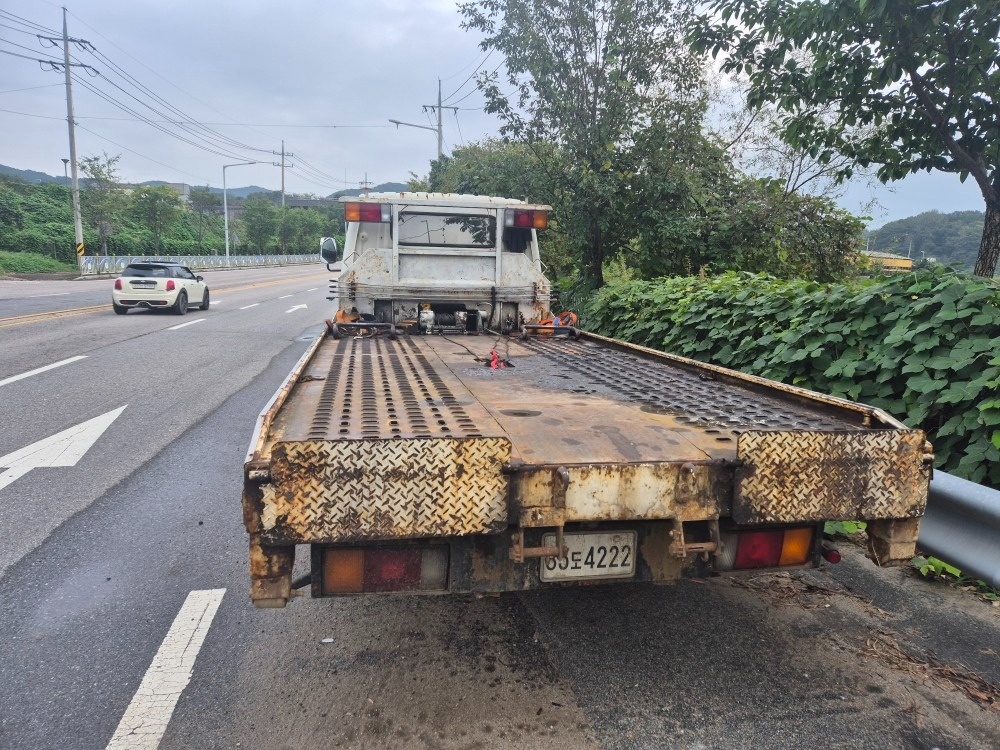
[[918, 471, 1000, 588], [77, 254, 319, 276]]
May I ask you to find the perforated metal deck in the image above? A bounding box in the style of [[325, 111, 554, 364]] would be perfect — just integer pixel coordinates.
[[250, 331, 928, 546]]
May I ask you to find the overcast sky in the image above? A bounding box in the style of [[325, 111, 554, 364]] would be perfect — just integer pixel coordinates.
[[0, 0, 984, 228]]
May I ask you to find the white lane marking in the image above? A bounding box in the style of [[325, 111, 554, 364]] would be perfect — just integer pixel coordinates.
[[239, 303, 259, 310], [166, 318, 205, 330], [105, 589, 226, 750], [278, 294, 293, 299], [306, 287, 318, 292], [28, 292, 72, 298], [0, 355, 87, 388], [0, 405, 126, 492], [286, 304, 308, 313], [210, 301, 221, 305]]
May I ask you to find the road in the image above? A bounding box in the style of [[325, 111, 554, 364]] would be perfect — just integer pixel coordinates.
[[0, 266, 998, 750]]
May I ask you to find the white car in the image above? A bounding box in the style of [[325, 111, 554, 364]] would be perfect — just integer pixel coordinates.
[[112, 261, 210, 315]]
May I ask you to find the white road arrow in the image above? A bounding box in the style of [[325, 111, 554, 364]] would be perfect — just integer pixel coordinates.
[[285, 304, 308, 314], [0, 406, 126, 492]]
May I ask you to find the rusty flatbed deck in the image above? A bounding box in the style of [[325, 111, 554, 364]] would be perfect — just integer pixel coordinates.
[[245, 331, 930, 552]]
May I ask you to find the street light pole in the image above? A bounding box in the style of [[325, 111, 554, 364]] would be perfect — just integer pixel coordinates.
[[223, 161, 257, 262]]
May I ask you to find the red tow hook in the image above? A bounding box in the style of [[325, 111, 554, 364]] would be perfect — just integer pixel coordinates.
[[822, 544, 842, 564]]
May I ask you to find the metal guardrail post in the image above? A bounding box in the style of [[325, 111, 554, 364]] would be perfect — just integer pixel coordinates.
[[918, 470, 1000, 588]]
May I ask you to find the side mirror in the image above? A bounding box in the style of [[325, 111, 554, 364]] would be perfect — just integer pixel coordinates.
[[196, 275, 204, 282], [320, 237, 340, 267]]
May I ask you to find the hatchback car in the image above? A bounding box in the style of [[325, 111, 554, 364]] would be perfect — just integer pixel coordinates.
[[112, 262, 210, 315]]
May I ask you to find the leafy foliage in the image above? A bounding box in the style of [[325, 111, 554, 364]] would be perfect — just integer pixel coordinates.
[[692, 0, 1000, 277], [0, 251, 76, 274], [587, 266, 1000, 485], [460, 0, 706, 287], [0, 173, 335, 258]]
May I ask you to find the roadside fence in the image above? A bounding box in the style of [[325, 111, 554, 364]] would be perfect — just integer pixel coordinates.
[[78, 254, 319, 276], [919, 470, 1000, 589]]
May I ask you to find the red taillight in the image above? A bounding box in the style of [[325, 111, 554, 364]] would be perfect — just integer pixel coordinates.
[[733, 530, 784, 569], [166, 279, 175, 291], [505, 208, 548, 230], [114, 279, 122, 290], [321, 546, 449, 595], [344, 202, 390, 223], [364, 549, 421, 592]]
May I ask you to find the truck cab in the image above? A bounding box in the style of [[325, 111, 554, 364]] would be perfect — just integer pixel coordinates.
[[324, 193, 552, 334]]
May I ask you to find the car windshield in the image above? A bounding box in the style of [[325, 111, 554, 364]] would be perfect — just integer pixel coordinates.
[[123, 265, 172, 278]]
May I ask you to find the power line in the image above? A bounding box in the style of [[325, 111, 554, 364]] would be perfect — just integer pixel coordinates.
[[75, 123, 212, 183], [81, 46, 272, 153], [0, 9, 58, 36], [66, 8, 283, 146], [71, 72, 254, 161], [0, 105, 62, 119], [0, 83, 62, 95], [0, 47, 58, 64], [442, 50, 492, 105]]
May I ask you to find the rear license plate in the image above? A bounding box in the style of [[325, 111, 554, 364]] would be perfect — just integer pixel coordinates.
[[539, 531, 637, 582]]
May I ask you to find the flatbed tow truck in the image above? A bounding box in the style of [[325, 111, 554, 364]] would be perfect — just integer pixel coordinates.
[[243, 193, 932, 607]]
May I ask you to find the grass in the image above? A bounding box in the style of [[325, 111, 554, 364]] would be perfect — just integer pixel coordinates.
[[0, 251, 78, 275]]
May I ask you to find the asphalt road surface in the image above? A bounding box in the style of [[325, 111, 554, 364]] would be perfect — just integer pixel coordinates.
[[0, 267, 998, 750]]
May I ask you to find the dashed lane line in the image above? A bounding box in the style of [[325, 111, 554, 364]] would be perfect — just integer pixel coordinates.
[[105, 589, 226, 750], [0, 355, 88, 388], [278, 294, 293, 299], [166, 318, 205, 330], [239, 303, 259, 310]]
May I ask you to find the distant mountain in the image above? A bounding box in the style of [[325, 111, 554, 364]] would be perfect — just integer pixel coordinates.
[[0, 164, 68, 185], [865, 210, 984, 270], [0, 164, 277, 198]]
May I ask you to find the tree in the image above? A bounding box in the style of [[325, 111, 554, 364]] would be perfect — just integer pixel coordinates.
[[79, 152, 125, 256], [188, 187, 222, 248], [460, 0, 706, 288], [241, 194, 278, 252], [692, 0, 1000, 277], [423, 139, 578, 279], [131, 185, 182, 252]]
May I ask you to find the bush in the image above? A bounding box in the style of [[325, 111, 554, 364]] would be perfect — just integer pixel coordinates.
[[587, 267, 1000, 486], [0, 251, 77, 274]]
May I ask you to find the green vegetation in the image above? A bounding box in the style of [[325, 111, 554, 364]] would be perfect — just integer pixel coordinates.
[[0, 251, 76, 275], [0, 168, 340, 263], [587, 266, 1000, 486], [868, 211, 985, 271], [693, 0, 1000, 277]]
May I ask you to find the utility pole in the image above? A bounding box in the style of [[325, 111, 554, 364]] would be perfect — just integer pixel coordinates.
[[62, 8, 83, 257], [37, 11, 95, 258], [388, 79, 457, 161], [273, 141, 294, 207], [359, 173, 373, 197]]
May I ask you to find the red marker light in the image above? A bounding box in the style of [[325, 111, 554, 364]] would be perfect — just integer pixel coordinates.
[[114, 279, 122, 290], [822, 547, 842, 564], [166, 279, 175, 291]]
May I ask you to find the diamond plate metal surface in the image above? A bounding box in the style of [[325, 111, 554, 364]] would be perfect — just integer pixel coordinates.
[[257, 436, 511, 543], [734, 430, 929, 524]]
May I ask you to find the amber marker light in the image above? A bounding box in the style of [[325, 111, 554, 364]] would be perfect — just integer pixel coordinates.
[[323, 548, 364, 594], [779, 527, 814, 566]]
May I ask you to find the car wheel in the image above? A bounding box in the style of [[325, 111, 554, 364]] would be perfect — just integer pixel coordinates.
[[174, 291, 188, 315], [113, 303, 128, 315], [200, 289, 210, 310]]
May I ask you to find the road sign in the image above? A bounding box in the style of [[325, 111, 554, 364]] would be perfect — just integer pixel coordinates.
[[76, 242, 85, 256]]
